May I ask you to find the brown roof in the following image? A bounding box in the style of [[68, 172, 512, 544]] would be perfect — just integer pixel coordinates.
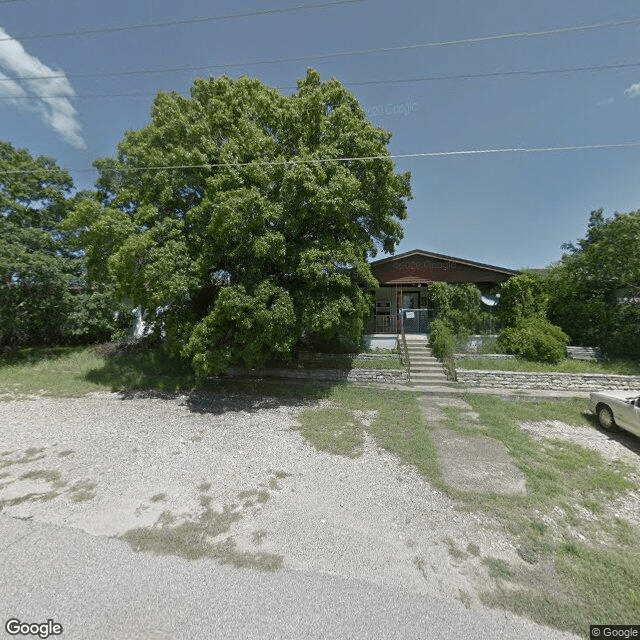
[[370, 249, 519, 284]]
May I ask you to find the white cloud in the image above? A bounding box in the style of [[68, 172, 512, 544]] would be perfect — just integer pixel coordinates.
[[624, 83, 640, 98], [0, 26, 85, 149]]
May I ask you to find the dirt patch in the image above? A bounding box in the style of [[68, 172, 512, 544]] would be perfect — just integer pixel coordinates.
[[518, 419, 640, 533], [433, 428, 527, 494], [418, 396, 527, 495]]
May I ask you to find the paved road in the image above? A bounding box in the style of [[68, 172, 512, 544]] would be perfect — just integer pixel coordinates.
[[0, 515, 580, 640]]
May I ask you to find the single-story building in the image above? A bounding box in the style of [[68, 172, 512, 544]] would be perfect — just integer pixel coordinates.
[[365, 249, 519, 336]]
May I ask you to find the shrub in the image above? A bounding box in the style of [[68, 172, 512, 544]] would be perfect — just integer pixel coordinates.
[[429, 318, 456, 360], [497, 272, 549, 327], [497, 317, 569, 363]]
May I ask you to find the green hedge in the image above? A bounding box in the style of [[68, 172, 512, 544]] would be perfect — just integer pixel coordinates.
[[429, 318, 456, 360], [497, 317, 569, 364]]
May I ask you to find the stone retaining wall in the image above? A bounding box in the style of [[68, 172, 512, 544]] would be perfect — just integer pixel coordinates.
[[458, 370, 640, 391], [298, 352, 401, 361], [226, 366, 408, 384]]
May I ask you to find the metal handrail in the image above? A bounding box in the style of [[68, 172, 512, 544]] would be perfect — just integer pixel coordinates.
[[399, 310, 411, 383]]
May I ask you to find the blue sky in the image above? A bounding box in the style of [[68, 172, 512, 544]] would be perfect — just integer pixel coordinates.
[[2, 0, 640, 269]]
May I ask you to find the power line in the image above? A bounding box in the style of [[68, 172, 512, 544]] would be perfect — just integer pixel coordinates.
[[3, 142, 640, 176], [3, 59, 640, 101], [0, 0, 364, 42], [2, 15, 640, 84]]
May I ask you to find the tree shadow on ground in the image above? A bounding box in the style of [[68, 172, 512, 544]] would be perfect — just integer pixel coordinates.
[[84, 348, 196, 392], [113, 381, 335, 415], [85, 348, 338, 414], [0, 345, 85, 368]]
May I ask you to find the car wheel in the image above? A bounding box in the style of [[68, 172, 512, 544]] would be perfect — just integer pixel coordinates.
[[597, 405, 616, 430]]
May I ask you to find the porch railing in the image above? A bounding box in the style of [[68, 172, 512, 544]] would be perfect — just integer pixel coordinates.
[[399, 310, 411, 383]]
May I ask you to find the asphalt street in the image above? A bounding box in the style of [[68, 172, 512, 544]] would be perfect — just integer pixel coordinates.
[[0, 514, 580, 640]]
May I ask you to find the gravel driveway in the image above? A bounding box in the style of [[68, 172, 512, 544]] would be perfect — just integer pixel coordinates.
[[0, 390, 524, 611]]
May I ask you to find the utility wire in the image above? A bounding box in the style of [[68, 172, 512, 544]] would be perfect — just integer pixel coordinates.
[[3, 142, 640, 176], [2, 15, 640, 84], [0, 0, 364, 42], [3, 60, 640, 100]]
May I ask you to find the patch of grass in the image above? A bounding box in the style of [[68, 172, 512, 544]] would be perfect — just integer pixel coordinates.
[[85, 347, 196, 392], [445, 537, 469, 561], [0, 345, 200, 398], [294, 354, 403, 371], [452, 393, 640, 635], [0, 347, 110, 397], [57, 449, 74, 458], [482, 557, 513, 579], [197, 482, 212, 492], [0, 490, 60, 510], [252, 529, 268, 545], [121, 498, 282, 571], [294, 407, 365, 458], [19, 469, 67, 489], [323, 385, 441, 482], [199, 495, 213, 508], [457, 356, 640, 375], [288, 385, 439, 483], [150, 493, 167, 503], [0, 447, 47, 469], [351, 356, 404, 370], [67, 479, 97, 502], [466, 542, 480, 556]]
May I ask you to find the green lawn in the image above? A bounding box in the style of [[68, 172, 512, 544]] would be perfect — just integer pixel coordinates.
[[444, 394, 640, 634], [0, 345, 196, 398], [297, 354, 404, 370], [0, 345, 402, 398], [456, 356, 640, 375]]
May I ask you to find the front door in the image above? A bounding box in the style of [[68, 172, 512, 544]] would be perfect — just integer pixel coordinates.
[[402, 293, 417, 309]]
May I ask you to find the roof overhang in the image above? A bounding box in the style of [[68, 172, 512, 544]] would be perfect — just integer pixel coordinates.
[[370, 249, 519, 286]]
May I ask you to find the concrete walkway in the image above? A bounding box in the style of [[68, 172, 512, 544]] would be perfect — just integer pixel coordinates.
[[417, 395, 528, 495]]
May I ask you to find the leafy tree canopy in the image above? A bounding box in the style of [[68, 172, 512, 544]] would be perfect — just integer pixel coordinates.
[[1, 142, 130, 348], [426, 282, 486, 335], [0, 142, 75, 347], [497, 271, 549, 327], [547, 209, 640, 357], [74, 70, 412, 374], [558, 208, 640, 293]]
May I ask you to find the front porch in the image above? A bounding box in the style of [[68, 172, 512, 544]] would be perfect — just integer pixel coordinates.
[[365, 249, 519, 335]]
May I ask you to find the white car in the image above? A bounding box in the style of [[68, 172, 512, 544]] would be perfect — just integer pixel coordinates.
[[590, 390, 640, 437]]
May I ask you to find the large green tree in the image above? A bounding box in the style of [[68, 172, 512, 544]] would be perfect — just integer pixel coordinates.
[[74, 70, 411, 374], [0, 142, 76, 347], [0, 142, 130, 348], [547, 209, 640, 357]]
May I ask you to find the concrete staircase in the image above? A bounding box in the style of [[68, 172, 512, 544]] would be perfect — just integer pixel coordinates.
[[566, 345, 602, 361], [402, 334, 453, 386]]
